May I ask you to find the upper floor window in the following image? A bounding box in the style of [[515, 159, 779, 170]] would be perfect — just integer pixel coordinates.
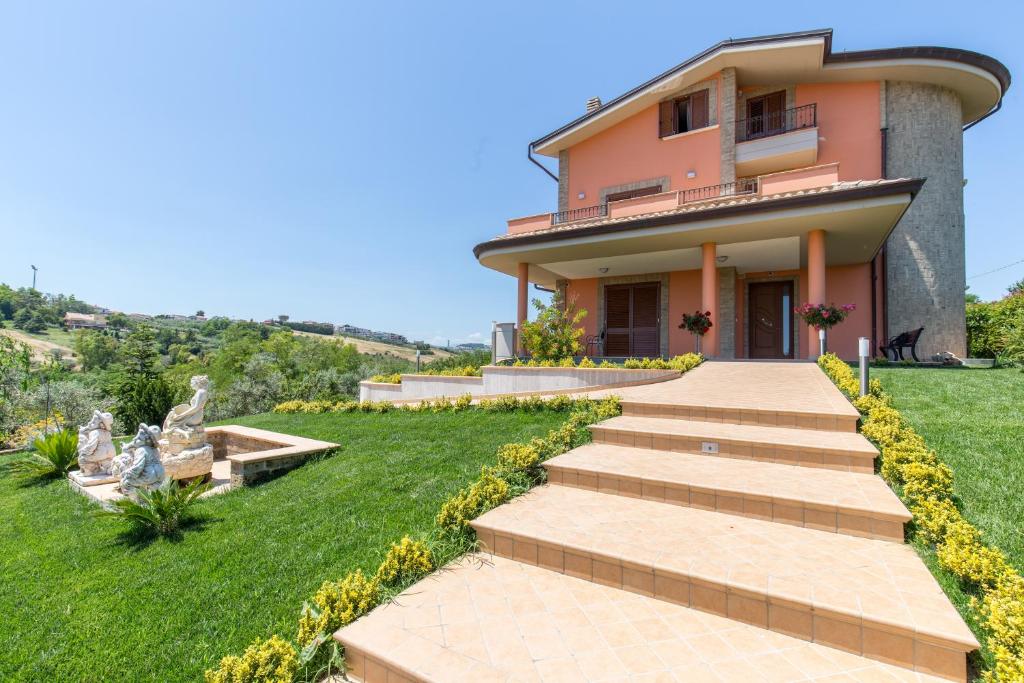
[[659, 89, 709, 138]]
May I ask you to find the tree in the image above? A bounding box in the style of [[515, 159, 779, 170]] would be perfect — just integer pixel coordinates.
[[111, 326, 174, 430], [74, 330, 119, 370], [519, 291, 588, 360], [277, 314, 290, 324], [1008, 278, 1024, 297], [106, 312, 130, 332], [196, 310, 205, 317]]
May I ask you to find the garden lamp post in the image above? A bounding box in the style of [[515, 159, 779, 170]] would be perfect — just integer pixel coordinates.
[[859, 337, 870, 396]]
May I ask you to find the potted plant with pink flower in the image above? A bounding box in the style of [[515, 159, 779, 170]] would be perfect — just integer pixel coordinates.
[[794, 303, 855, 356], [679, 310, 713, 355]]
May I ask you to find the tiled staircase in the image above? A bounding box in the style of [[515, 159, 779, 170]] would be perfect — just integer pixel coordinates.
[[335, 363, 979, 682]]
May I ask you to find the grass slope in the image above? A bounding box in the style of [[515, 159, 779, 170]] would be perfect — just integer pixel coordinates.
[[0, 409, 565, 682], [874, 366, 1024, 573]]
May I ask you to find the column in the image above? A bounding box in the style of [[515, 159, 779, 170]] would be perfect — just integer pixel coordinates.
[[807, 229, 826, 358], [701, 243, 719, 357], [517, 262, 529, 354]]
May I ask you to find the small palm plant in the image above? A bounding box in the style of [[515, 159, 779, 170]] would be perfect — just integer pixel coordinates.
[[101, 478, 210, 537], [3, 429, 78, 480]]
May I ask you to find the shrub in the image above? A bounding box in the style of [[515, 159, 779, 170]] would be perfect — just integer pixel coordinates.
[[3, 428, 78, 479], [496, 442, 541, 478], [436, 468, 509, 534], [296, 570, 380, 647], [205, 635, 298, 683], [375, 537, 433, 588], [100, 478, 210, 537], [520, 290, 587, 361], [577, 357, 596, 368], [369, 373, 402, 384]]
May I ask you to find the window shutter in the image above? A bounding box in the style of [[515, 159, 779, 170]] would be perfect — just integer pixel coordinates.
[[658, 101, 675, 138], [690, 89, 709, 129]]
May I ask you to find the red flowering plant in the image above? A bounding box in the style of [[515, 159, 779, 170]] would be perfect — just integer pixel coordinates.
[[794, 303, 855, 330], [680, 310, 713, 336]]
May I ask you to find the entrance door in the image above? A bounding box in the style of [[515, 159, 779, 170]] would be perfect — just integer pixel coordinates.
[[604, 283, 660, 357], [749, 281, 793, 359]]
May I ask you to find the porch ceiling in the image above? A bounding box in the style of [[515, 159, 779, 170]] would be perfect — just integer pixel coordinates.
[[478, 186, 916, 288]]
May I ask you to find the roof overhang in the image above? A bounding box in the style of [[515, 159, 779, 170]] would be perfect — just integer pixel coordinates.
[[532, 30, 1010, 156], [475, 179, 923, 288]]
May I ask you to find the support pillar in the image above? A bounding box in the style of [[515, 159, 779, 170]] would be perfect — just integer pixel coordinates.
[[516, 262, 529, 354], [807, 229, 826, 358], [701, 243, 719, 357]]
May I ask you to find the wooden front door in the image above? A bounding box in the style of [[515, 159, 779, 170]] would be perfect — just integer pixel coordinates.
[[604, 283, 661, 357], [749, 281, 794, 359]]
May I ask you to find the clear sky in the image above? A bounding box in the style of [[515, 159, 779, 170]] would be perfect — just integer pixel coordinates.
[[1, 1, 1021, 345]]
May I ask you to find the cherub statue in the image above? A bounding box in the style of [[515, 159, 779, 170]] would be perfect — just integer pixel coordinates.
[[114, 424, 165, 499], [163, 375, 210, 438], [77, 410, 116, 476]]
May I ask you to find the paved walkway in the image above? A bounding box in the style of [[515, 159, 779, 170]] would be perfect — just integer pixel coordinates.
[[335, 361, 976, 682]]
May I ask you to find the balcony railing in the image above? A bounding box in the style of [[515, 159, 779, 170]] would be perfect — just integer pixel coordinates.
[[735, 103, 817, 143], [551, 203, 608, 225], [548, 180, 758, 227]]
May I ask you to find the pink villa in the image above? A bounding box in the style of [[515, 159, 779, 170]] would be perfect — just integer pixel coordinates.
[[474, 29, 1010, 361]]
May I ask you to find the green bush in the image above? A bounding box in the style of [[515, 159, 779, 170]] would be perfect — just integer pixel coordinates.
[[3, 428, 78, 479], [520, 290, 587, 361], [967, 292, 1024, 360], [100, 478, 210, 537]]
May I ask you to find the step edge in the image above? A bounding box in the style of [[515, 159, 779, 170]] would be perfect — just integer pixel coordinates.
[[542, 460, 911, 523], [619, 399, 861, 421], [469, 524, 978, 653]]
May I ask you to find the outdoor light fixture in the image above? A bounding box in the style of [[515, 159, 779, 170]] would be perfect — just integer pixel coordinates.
[[599, 267, 609, 273], [686, 170, 697, 179], [577, 191, 586, 200], [716, 255, 728, 263]]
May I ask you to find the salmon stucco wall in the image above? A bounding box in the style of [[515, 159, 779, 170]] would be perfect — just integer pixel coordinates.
[[565, 81, 722, 210], [565, 278, 599, 351], [668, 270, 704, 355], [795, 82, 882, 182], [821, 263, 873, 360]]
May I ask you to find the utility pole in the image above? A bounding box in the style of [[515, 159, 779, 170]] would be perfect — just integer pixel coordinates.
[[31, 265, 37, 289]]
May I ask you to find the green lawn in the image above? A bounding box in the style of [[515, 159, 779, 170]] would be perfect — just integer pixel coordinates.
[[874, 366, 1024, 573], [0, 409, 566, 682]]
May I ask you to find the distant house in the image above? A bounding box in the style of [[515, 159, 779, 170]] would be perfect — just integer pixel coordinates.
[[127, 313, 152, 321], [456, 343, 488, 351], [64, 312, 107, 330]]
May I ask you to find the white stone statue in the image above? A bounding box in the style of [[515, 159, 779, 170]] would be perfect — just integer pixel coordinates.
[[76, 410, 116, 476], [163, 375, 210, 437], [159, 375, 214, 481], [113, 424, 165, 499]]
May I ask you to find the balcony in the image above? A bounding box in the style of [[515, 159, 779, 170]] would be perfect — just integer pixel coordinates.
[[506, 179, 759, 235], [735, 103, 818, 177]]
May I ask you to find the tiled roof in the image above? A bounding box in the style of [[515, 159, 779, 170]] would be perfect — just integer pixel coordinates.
[[485, 178, 918, 244]]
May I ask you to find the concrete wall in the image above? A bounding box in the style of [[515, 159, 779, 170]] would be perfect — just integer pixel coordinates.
[[885, 81, 966, 358]]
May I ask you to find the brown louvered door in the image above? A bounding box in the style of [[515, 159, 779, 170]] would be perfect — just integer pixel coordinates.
[[604, 283, 661, 357], [604, 286, 632, 356], [631, 284, 660, 357]]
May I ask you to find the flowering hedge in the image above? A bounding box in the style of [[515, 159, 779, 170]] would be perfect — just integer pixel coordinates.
[[818, 353, 1024, 681]]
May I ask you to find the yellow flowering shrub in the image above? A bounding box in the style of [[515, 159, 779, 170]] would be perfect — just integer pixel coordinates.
[[369, 373, 402, 384], [577, 356, 596, 368], [496, 442, 541, 474], [454, 393, 473, 410], [204, 635, 298, 683], [375, 537, 433, 587], [296, 569, 380, 647], [436, 468, 510, 533], [817, 352, 1024, 678]]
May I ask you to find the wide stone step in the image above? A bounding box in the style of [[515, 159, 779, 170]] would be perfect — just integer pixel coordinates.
[[620, 399, 861, 433], [471, 486, 977, 681], [614, 361, 862, 433], [544, 443, 910, 542], [591, 415, 878, 473], [335, 553, 952, 683]]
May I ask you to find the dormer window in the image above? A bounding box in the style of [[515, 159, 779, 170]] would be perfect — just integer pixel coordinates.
[[659, 89, 710, 138]]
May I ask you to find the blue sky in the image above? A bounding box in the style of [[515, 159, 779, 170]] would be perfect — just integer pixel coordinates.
[[0, 2, 1021, 345]]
